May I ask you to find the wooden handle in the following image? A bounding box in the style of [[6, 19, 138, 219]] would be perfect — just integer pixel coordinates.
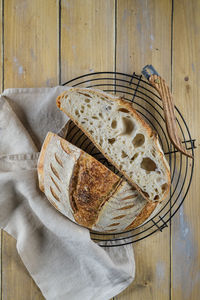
[[149, 74, 193, 159]]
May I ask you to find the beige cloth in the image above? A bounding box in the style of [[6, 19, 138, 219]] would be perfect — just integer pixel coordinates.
[[0, 87, 135, 300]]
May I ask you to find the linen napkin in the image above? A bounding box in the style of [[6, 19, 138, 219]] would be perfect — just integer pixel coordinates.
[[0, 87, 135, 300]]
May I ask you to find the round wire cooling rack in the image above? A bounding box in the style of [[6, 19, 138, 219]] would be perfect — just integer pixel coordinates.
[[62, 71, 196, 247]]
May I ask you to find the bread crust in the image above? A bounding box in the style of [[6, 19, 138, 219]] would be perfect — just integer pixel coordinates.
[[125, 201, 157, 230], [56, 88, 171, 202], [37, 132, 53, 192], [70, 152, 121, 227], [38, 132, 161, 232]]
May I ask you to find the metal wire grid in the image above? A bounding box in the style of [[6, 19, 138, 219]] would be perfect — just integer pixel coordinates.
[[62, 72, 195, 247]]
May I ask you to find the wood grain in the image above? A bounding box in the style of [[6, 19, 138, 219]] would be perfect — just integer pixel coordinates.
[[171, 0, 200, 299], [149, 74, 193, 158], [0, 0, 2, 295], [1, 0, 200, 299], [61, 3, 114, 297], [61, 0, 115, 83], [116, 0, 171, 80], [0, 0, 2, 92], [4, 0, 58, 88], [2, 0, 58, 299], [115, 1, 171, 299]]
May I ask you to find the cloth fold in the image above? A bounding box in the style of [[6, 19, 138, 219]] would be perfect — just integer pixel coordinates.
[[0, 87, 135, 300]]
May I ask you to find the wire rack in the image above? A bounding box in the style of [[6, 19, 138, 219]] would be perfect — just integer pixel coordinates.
[[62, 71, 195, 247]]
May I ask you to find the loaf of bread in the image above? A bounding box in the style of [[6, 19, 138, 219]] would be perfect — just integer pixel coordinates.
[[37, 132, 158, 232], [57, 88, 171, 202]]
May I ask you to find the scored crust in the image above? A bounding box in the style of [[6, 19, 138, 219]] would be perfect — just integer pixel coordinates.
[[37, 132, 123, 229], [125, 201, 157, 230], [38, 132, 162, 232], [70, 152, 122, 227], [56, 88, 171, 202], [37, 132, 53, 192]]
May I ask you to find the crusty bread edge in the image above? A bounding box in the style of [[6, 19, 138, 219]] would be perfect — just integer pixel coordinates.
[[38, 130, 124, 229], [56, 88, 171, 202], [37, 132, 54, 192], [93, 180, 159, 232], [37, 132, 73, 214], [125, 201, 158, 230], [38, 130, 160, 232]]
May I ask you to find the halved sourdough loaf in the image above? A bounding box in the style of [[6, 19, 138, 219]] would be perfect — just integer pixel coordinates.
[[57, 88, 171, 202], [37, 132, 158, 232]]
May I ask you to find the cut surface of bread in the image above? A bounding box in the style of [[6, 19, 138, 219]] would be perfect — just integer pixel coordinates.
[[57, 88, 171, 202], [37, 132, 159, 232]]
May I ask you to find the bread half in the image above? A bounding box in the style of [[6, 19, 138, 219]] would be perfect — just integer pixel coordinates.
[[57, 88, 171, 202], [37, 132, 158, 232]]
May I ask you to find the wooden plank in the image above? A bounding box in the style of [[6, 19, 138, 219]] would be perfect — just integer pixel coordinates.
[[116, 0, 171, 80], [115, 1, 171, 299], [1, 0, 3, 296], [61, 1, 114, 295], [2, 0, 58, 299], [171, 1, 200, 299], [4, 0, 58, 88], [0, 0, 2, 92], [61, 0, 115, 83]]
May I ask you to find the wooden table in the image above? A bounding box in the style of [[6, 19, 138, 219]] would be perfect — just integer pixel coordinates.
[[0, 1, 199, 299]]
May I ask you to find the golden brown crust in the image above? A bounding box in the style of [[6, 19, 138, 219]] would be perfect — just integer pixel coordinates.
[[37, 132, 53, 192], [38, 131, 123, 229], [38, 130, 160, 232], [56, 93, 63, 109], [56, 88, 171, 202], [125, 201, 158, 230], [70, 152, 121, 227], [48, 198, 59, 211]]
